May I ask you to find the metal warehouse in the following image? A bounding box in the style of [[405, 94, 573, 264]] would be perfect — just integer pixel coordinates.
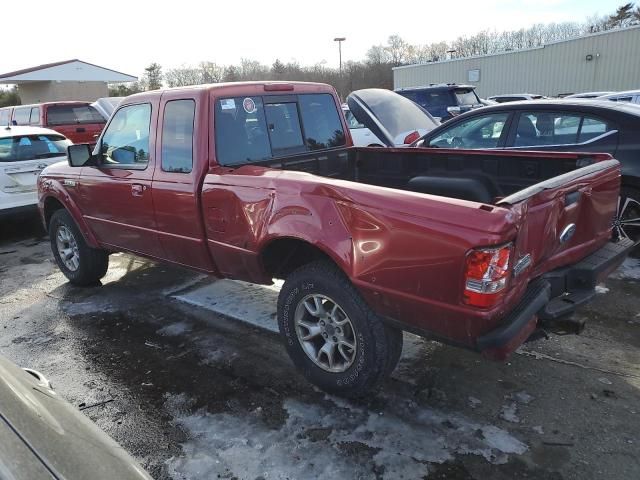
[[393, 26, 640, 98]]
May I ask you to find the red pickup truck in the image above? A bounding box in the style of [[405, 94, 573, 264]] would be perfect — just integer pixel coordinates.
[[38, 82, 633, 397]]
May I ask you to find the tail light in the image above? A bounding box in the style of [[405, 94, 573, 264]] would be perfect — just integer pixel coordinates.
[[403, 131, 421, 144], [463, 244, 512, 308]]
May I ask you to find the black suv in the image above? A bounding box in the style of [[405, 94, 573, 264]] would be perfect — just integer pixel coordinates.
[[395, 84, 484, 122]]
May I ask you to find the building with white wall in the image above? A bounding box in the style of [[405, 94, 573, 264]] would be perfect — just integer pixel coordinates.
[[0, 59, 137, 104], [393, 26, 640, 98]]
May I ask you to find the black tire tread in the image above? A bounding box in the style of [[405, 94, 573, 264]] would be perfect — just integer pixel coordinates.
[[278, 260, 402, 397], [49, 209, 109, 286]]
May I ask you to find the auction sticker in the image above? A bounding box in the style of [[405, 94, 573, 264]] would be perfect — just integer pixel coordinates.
[[220, 99, 236, 110], [243, 97, 257, 114]]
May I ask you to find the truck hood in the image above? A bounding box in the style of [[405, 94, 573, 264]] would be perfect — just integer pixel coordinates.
[[347, 89, 439, 147]]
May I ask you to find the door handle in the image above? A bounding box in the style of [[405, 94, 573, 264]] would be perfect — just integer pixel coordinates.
[[131, 183, 146, 196]]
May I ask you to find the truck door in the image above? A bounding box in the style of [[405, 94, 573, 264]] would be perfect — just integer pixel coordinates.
[[151, 92, 217, 272], [78, 101, 164, 258]]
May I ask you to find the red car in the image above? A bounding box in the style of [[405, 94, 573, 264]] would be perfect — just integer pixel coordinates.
[[38, 82, 632, 397], [9, 101, 106, 144]]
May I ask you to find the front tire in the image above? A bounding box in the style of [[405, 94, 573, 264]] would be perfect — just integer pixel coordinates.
[[49, 209, 109, 286], [277, 260, 402, 397]]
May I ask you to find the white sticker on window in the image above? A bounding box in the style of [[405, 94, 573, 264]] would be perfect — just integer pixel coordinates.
[[220, 99, 236, 110], [242, 97, 256, 114]]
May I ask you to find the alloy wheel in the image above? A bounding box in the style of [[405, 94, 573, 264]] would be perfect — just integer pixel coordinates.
[[294, 294, 357, 373]]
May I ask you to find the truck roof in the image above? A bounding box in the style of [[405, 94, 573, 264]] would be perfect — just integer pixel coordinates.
[[124, 81, 338, 102]]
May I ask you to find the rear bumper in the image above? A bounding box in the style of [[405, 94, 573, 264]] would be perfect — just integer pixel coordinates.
[[477, 237, 634, 360]]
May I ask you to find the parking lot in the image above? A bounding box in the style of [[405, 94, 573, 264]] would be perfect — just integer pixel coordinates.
[[0, 214, 638, 479]]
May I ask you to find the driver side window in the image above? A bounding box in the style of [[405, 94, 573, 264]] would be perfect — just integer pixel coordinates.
[[428, 113, 509, 148], [100, 103, 151, 168]]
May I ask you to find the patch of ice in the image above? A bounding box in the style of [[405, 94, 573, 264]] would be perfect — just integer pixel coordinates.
[[468, 396, 482, 409], [500, 402, 519, 423], [532, 426, 544, 435], [62, 298, 117, 316], [513, 391, 534, 405], [166, 393, 527, 480], [173, 280, 280, 333], [157, 322, 192, 337], [611, 258, 640, 280], [595, 284, 610, 294]]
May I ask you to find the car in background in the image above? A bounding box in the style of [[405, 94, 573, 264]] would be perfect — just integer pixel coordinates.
[[0, 126, 71, 217], [564, 91, 614, 99], [488, 93, 546, 103], [342, 104, 385, 147], [596, 90, 640, 105], [347, 88, 439, 145], [408, 99, 640, 241], [0, 106, 12, 126], [9, 101, 106, 144], [395, 84, 483, 122], [91, 97, 124, 121], [0, 353, 151, 479]]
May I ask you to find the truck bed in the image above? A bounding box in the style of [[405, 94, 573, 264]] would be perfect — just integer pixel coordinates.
[[256, 146, 608, 205]]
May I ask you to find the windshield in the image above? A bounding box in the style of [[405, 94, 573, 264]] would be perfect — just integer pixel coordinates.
[[454, 89, 480, 105], [349, 89, 438, 143], [0, 134, 70, 162]]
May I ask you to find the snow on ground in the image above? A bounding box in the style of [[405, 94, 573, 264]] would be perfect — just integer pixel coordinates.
[[165, 392, 527, 480], [612, 258, 640, 281]]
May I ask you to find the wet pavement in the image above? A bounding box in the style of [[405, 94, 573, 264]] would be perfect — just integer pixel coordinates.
[[1, 212, 640, 479]]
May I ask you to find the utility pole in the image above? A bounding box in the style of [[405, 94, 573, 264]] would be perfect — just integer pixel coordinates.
[[334, 37, 346, 75]]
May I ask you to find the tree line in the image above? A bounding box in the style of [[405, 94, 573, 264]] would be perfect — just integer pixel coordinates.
[[107, 2, 638, 100]]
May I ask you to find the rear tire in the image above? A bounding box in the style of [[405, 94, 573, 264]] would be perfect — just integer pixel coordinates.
[[277, 260, 402, 397], [49, 209, 109, 286]]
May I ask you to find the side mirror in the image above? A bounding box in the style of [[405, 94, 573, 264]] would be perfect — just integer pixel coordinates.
[[67, 144, 93, 167]]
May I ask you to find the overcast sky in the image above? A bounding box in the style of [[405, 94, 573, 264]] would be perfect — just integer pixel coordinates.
[[2, 0, 621, 79]]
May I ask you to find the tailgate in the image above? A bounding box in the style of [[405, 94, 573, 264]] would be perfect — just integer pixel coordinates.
[[497, 159, 621, 278]]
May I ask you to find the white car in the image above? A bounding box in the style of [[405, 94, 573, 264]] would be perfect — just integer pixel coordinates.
[[595, 90, 640, 105], [0, 126, 71, 216], [342, 105, 385, 147]]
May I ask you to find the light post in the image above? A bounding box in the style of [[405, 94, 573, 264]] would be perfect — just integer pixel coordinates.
[[334, 37, 346, 75], [447, 49, 457, 60]]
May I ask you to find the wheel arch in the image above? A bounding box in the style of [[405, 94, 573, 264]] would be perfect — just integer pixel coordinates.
[[41, 192, 100, 248], [259, 236, 350, 281]]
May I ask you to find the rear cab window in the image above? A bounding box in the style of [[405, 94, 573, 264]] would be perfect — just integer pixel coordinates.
[[214, 93, 346, 166], [0, 134, 70, 162], [47, 105, 105, 126]]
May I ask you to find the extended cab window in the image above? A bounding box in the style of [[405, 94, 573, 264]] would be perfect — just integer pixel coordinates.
[[215, 94, 346, 166], [162, 100, 195, 173], [100, 103, 151, 167]]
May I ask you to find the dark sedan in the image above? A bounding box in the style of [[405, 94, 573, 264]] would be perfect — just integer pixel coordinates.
[[413, 100, 640, 241], [0, 354, 151, 479]]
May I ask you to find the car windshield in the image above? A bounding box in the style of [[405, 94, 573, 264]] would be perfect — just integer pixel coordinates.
[[0, 134, 70, 162], [454, 89, 480, 105]]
